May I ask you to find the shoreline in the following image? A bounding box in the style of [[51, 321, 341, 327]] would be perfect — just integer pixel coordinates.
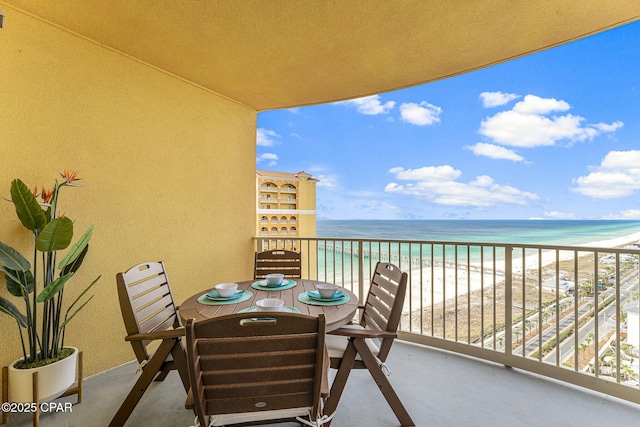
[[406, 231, 640, 308], [510, 231, 640, 275]]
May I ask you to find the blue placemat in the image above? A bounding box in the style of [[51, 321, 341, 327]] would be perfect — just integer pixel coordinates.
[[298, 291, 350, 306], [251, 279, 297, 291], [197, 290, 253, 305]]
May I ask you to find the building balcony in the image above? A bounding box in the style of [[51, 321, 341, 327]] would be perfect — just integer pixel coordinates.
[[259, 185, 278, 193]]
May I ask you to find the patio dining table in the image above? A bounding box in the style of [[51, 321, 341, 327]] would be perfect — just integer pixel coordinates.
[[178, 278, 358, 331]]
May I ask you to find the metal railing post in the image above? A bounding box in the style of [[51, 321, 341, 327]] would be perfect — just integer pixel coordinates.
[[504, 245, 513, 359], [358, 240, 365, 303]]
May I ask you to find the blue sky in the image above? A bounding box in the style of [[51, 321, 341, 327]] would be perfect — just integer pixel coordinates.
[[257, 21, 640, 220]]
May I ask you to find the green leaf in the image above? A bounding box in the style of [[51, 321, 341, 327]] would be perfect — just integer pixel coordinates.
[[36, 217, 73, 252], [58, 224, 93, 271], [59, 295, 95, 330], [0, 297, 28, 327], [4, 268, 34, 297], [36, 272, 74, 303], [65, 275, 101, 314], [10, 179, 47, 232], [0, 241, 30, 272], [61, 244, 89, 276]]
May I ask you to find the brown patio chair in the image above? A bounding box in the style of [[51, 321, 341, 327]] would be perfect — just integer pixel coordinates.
[[110, 261, 190, 427], [254, 249, 302, 279], [185, 312, 332, 427], [324, 262, 414, 426]]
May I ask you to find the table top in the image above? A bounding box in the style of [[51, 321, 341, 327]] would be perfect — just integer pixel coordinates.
[[179, 279, 359, 332]]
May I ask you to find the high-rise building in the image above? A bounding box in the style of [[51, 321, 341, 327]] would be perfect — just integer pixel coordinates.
[[256, 170, 318, 248]]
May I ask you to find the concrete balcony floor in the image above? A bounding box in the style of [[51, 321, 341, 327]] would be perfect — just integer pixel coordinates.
[[7, 340, 640, 426]]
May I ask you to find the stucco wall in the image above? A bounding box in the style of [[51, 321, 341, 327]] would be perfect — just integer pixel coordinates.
[[0, 8, 256, 375]]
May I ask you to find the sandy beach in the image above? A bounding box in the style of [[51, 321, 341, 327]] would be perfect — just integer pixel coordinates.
[[402, 231, 640, 309]]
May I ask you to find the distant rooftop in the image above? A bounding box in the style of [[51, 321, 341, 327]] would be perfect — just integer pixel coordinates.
[[256, 170, 319, 182]]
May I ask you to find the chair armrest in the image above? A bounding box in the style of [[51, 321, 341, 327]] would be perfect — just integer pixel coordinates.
[[125, 327, 185, 342], [329, 327, 396, 339]]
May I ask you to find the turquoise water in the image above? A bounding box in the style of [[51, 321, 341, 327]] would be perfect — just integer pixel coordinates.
[[317, 220, 640, 246], [313, 220, 640, 281]]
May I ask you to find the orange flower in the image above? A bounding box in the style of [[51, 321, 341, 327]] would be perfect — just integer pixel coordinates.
[[32, 185, 39, 197], [60, 169, 79, 184], [41, 188, 54, 203]]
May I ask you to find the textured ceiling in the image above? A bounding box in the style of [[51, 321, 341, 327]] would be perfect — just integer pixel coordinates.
[[5, 0, 640, 111]]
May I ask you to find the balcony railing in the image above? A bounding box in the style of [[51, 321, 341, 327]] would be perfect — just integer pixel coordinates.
[[254, 236, 640, 405]]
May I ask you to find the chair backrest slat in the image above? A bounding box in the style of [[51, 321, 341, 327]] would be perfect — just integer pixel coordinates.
[[116, 261, 179, 363], [361, 262, 408, 362], [254, 250, 302, 279], [186, 313, 325, 426]]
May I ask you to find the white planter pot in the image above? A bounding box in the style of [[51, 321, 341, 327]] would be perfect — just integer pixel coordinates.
[[8, 347, 78, 403]]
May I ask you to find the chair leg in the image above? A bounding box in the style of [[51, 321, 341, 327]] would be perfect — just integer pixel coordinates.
[[170, 341, 191, 393], [153, 367, 171, 382], [324, 340, 358, 426], [108, 339, 175, 427], [353, 338, 415, 427]]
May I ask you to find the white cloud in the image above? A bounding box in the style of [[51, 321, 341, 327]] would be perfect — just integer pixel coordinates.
[[399, 101, 442, 126], [511, 95, 570, 115], [572, 150, 640, 199], [479, 95, 623, 148], [256, 128, 280, 147], [256, 152, 278, 166], [480, 91, 520, 108], [466, 142, 524, 162], [385, 166, 539, 207], [315, 174, 340, 189], [336, 95, 395, 115], [601, 209, 640, 220], [544, 211, 577, 219], [388, 165, 460, 181]]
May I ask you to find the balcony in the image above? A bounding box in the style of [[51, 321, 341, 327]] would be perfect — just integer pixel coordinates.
[[259, 185, 278, 193], [8, 236, 640, 426]]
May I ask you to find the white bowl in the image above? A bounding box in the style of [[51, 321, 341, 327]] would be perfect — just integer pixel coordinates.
[[215, 282, 238, 297], [265, 273, 285, 286], [256, 298, 285, 312], [316, 283, 338, 298]]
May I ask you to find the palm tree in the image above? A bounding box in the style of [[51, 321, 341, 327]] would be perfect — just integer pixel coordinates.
[[513, 329, 521, 345], [579, 343, 588, 361]]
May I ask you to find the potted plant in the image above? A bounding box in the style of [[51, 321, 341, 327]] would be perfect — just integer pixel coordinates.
[[0, 170, 100, 403]]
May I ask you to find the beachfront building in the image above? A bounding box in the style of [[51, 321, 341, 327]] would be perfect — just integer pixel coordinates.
[[256, 170, 318, 249]]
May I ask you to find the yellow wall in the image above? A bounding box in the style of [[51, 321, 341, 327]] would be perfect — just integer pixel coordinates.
[[297, 177, 317, 237], [0, 8, 257, 375]]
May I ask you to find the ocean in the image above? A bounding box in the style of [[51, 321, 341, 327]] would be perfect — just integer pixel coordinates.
[[317, 220, 640, 247], [312, 220, 640, 280]]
